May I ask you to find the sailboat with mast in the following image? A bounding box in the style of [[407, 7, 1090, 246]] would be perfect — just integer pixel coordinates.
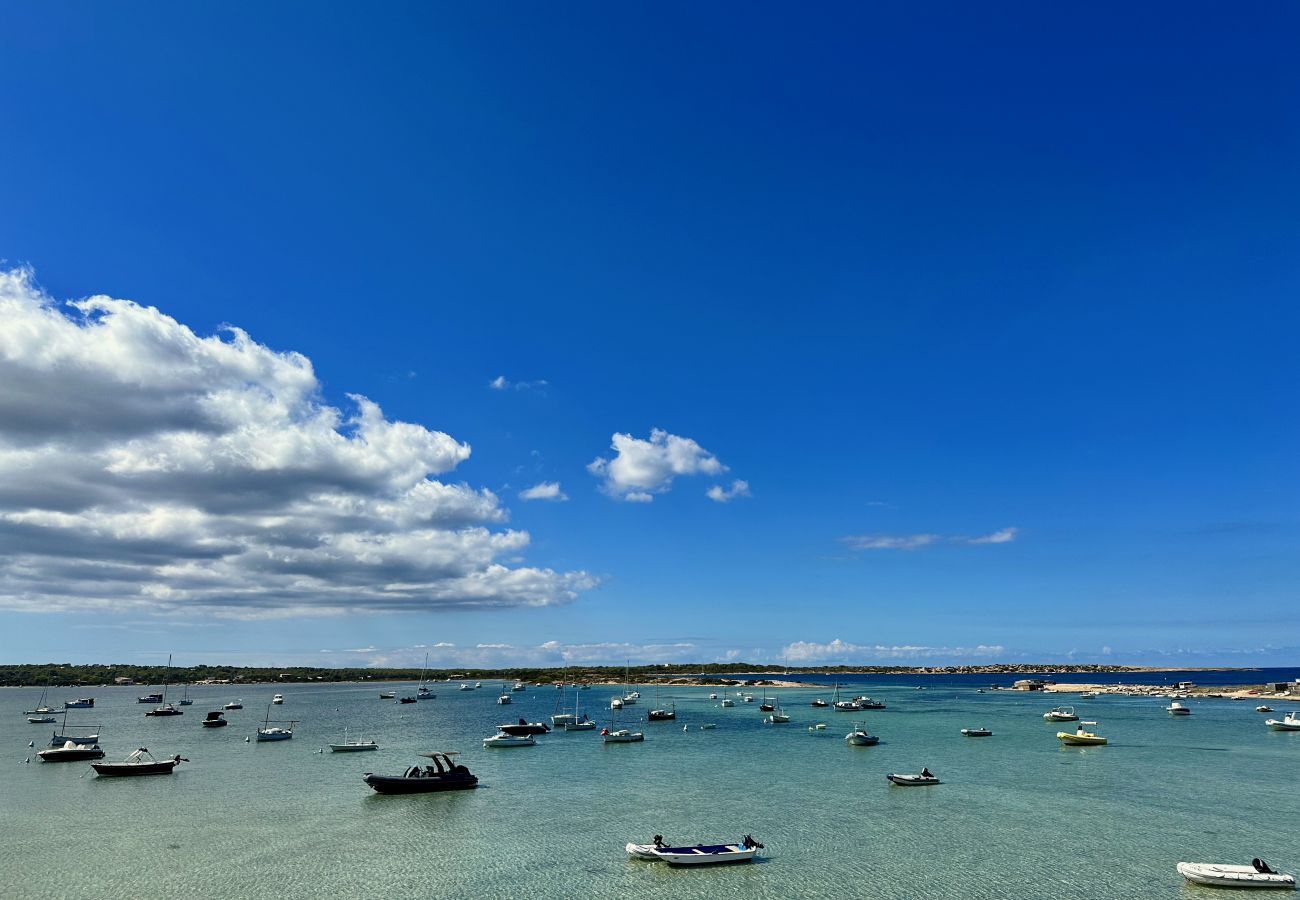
[[648, 682, 676, 721], [145, 655, 184, 716], [551, 673, 577, 727], [255, 703, 297, 741], [416, 653, 435, 700], [25, 687, 59, 722]]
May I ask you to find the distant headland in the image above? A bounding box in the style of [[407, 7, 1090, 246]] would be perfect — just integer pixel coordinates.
[[0, 661, 1259, 688]]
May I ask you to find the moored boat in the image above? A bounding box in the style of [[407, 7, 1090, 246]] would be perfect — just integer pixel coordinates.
[[223, 700, 243, 710], [378, 692, 396, 699], [1176, 860, 1295, 889], [363, 752, 477, 794], [961, 727, 993, 737], [1167, 701, 1191, 715], [1265, 713, 1300, 731], [887, 771, 940, 786], [845, 722, 878, 745], [272, 694, 284, 705], [138, 693, 164, 704], [329, 727, 378, 752], [92, 747, 186, 777], [38, 741, 105, 762], [255, 705, 295, 742], [601, 728, 644, 743], [201, 711, 228, 728], [483, 731, 535, 747], [1043, 706, 1079, 722], [626, 835, 763, 866], [811, 698, 828, 708], [1058, 723, 1107, 745], [63, 698, 94, 709]]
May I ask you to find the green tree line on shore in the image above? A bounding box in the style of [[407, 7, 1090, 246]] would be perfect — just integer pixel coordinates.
[[0, 661, 1174, 687]]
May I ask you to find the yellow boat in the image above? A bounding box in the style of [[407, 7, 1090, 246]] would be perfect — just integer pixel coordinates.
[[1057, 726, 1107, 746]]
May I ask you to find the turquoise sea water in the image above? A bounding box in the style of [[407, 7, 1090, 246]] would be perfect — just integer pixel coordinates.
[[3, 680, 1295, 899]]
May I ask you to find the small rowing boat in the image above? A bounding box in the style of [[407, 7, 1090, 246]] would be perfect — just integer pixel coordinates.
[[627, 835, 763, 866]]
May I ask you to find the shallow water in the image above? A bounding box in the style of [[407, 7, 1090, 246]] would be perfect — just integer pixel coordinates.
[[2, 680, 1295, 898]]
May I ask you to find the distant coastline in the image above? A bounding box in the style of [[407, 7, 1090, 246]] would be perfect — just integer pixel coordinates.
[[0, 661, 1265, 688]]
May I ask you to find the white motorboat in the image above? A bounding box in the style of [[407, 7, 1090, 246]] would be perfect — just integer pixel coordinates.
[[458, 683, 474, 691], [1265, 713, 1300, 731], [626, 836, 763, 866], [1177, 861, 1295, 889], [809, 723, 827, 731], [483, 732, 535, 747], [329, 727, 378, 752], [475, 682, 482, 688], [497, 693, 512, 705], [272, 693, 284, 705], [961, 727, 993, 737], [845, 722, 878, 745], [551, 712, 577, 727], [741, 693, 754, 704], [1167, 701, 1191, 715], [1257, 706, 1273, 713], [831, 683, 860, 711], [1043, 706, 1079, 722], [622, 692, 640, 705], [1080, 691, 1099, 699], [708, 693, 718, 700], [610, 697, 624, 710], [719, 690, 735, 708], [601, 728, 644, 743], [513, 682, 526, 692], [38, 741, 106, 762], [223, 700, 243, 710], [766, 707, 790, 724], [700, 723, 716, 730]]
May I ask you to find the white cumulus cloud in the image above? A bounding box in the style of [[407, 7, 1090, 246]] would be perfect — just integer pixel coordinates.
[[519, 482, 568, 502], [780, 639, 1006, 663], [706, 479, 751, 503], [588, 428, 728, 501], [0, 268, 595, 618]]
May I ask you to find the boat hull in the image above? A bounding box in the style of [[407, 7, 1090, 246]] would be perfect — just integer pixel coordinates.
[[887, 774, 939, 785], [1057, 731, 1107, 745], [92, 761, 177, 777], [1177, 862, 1295, 889], [256, 730, 293, 742], [626, 843, 758, 866], [364, 773, 477, 794], [846, 734, 878, 745], [330, 742, 379, 752], [38, 745, 105, 762]]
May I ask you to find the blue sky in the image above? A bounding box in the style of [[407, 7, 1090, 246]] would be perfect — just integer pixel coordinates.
[[1, 3, 1297, 668]]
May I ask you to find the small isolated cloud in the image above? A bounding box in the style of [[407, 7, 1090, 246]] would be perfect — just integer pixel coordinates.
[[840, 527, 1019, 551], [0, 268, 595, 618], [706, 479, 751, 503], [519, 482, 568, 502], [588, 428, 728, 502], [489, 375, 548, 392], [963, 527, 1019, 545], [841, 534, 940, 551], [780, 639, 1006, 664]]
